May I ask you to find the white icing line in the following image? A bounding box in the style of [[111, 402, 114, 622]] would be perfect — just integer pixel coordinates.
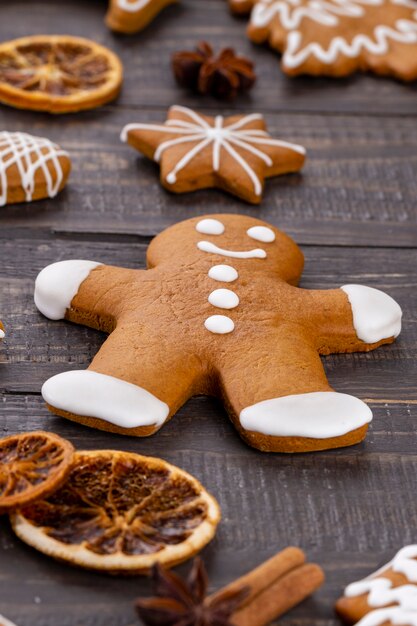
[[345, 545, 417, 626], [0, 132, 68, 207], [208, 288, 240, 310], [198, 241, 267, 259], [42, 370, 169, 429], [34, 260, 102, 321], [0, 616, 19, 626], [120, 106, 305, 196], [247, 225, 276, 242], [208, 265, 239, 283], [0, 329, 4, 339], [240, 391, 372, 438], [117, 0, 151, 12], [204, 315, 235, 334], [341, 284, 402, 344]]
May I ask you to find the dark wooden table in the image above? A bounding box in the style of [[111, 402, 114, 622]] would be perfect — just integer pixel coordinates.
[[0, 1, 416, 625]]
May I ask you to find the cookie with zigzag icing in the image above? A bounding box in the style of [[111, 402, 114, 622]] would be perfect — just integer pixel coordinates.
[[243, 0, 417, 80]]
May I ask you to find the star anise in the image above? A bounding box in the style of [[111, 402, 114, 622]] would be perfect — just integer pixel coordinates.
[[135, 558, 250, 626], [172, 42, 256, 100]]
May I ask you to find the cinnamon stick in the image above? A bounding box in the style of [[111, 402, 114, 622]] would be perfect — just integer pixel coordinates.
[[209, 546, 306, 608], [232, 563, 325, 626]]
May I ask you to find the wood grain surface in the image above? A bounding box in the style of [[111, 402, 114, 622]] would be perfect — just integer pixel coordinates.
[[0, 1, 416, 625]]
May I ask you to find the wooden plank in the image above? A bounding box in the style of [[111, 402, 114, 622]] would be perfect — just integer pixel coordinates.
[[0, 109, 417, 247], [0, 238, 414, 396], [0, 0, 416, 116]]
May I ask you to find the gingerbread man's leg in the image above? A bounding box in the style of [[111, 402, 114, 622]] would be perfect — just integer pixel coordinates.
[[219, 325, 373, 453], [35, 260, 200, 436]]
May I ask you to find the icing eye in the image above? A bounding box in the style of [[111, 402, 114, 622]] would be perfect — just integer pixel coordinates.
[[247, 226, 275, 243], [196, 218, 225, 236]]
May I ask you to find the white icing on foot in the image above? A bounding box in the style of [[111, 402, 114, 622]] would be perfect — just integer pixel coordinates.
[[196, 218, 225, 235], [341, 284, 402, 344], [208, 265, 239, 283], [42, 370, 169, 429], [240, 391, 372, 438], [208, 289, 239, 310], [204, 315, 235, 334], [247, 225, 276, 243], [345, 545, 417, 626], [198, 241, 267, 259], [34, 260, 102, 321]]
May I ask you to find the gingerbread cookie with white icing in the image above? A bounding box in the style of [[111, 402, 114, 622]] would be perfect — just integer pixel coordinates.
[[0, 132, 71, 207], [106, 0, 178, 34], [121, 105, 306, 205], [34, 214, 402, 453], [246, 0, 417, 80], [336, 545, 417, 626]]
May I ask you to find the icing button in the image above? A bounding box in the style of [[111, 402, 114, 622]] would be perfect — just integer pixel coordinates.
[[204, 315, 235, 334], [208, 289, 239, 310]]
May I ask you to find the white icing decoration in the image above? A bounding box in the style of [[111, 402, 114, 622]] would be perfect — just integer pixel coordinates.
[[42, 370, 169, 429], [239, 391, 372, 438], [204, 315, 235, 334], [250, 0, 417, 69], [0, 328, 4, 339], [117, 0, 150, 12], [34, 260, 102, 321], [341, 284, 402, 344], [247, 225, 276, 243], [121, 106, 306, 197], [208, 265, 239, 283], [196, 218, 225, 235], [345, 545, 417, 626], [208, 288, 240, 310], [0, 132, 68, 207], [198, 241, 267, 259]]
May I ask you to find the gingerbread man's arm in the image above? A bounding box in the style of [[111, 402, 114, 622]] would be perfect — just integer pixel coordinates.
[[34, 260, 143, 332], [292, 284, 402, 354]]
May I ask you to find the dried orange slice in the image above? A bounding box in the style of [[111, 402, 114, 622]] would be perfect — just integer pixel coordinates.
[[0, 432, 74, 514], [0, 35, 123, 113], [11, 450, 221, 574]]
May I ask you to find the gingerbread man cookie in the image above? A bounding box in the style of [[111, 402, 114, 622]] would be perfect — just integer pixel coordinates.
[[336, 545, 417, 626], [34, 215, 402, 453], [121, 105, 306, 204], [244, 0, 417, 80], [0, 132, 71, 207], [106, 0, 178, 34]]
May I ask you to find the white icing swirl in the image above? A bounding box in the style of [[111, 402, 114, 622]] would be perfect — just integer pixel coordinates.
[[208, 265, 239, 283], [196, 218, 225, 235], [204, 315, 235, 334], [208, 289, 240, 310]]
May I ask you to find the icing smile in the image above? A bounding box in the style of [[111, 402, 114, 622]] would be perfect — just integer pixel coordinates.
[[197, 241, 267, 259]]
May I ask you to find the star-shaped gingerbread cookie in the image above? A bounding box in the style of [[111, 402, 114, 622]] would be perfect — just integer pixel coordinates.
[[121, 105, 306, 204], [106, 0, 178, 34], [241, 0, 417, 80]]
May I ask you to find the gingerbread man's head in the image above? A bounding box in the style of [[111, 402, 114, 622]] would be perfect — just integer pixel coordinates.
[[147, 214, 305, 285]]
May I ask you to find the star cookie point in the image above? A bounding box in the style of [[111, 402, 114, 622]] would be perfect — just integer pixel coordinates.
[[121, 105, 306, 204]]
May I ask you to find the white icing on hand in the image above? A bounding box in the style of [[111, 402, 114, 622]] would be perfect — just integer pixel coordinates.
[[42, 370, 169, 429], [208, 265, 239, 283], [208, 289, 240, 310], [240, 391, 372, 438], [0, 328, 4, 339], [196, 218, 225, 235], [117, 0, 150, 12], [0, 132, 69, 207], [341, 284, 402, 344], [34, 260, 102, 321], [247, 225, 276, 242], [204, 315, 235, 334], [121, 106, 305, 197], [345, 545, 417, 626], [198, 241, 267, 259]]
